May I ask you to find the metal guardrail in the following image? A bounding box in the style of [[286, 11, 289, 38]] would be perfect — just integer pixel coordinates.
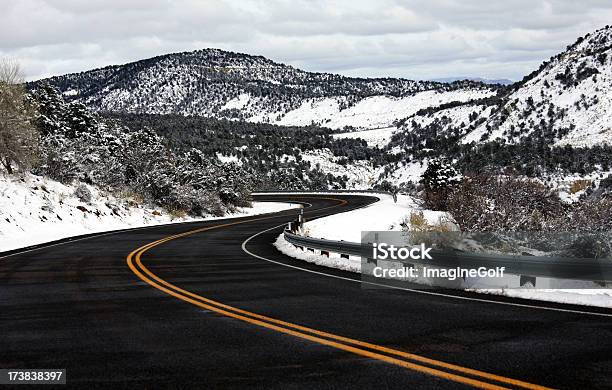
[[253, 190, 392, 195], [284, 230, 364, 256], [283, 230, 612, 283]]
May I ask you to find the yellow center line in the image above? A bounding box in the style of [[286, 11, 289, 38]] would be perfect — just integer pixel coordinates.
[[126, 197, 552, 390]]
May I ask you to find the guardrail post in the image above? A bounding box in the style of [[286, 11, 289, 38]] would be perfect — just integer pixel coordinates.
[[520, 275, 536, 287]]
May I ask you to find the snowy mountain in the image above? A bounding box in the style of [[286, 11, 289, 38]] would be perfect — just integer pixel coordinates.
[[396, 25, 612, 148], [30, 49, 497, 130], [27, 26, 612, 191], [465, 24, 612, 147], [431, 77, 514, 85]]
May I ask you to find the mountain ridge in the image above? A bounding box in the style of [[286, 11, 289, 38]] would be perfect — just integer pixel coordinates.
[[30, 48, 499, 130]]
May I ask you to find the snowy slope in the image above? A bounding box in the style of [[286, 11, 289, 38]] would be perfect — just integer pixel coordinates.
[[383, 26, 612, 150], [271, 89, 494, 130], [0, 174, 299, 253], [299, 149, 383, 188], [463, 25, 612, 147], [333, 127, 397, 148]]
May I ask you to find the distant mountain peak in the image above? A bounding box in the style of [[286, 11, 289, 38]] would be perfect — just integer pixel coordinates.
[[431, 77, 514, 85], [30, 48, 497, 128]]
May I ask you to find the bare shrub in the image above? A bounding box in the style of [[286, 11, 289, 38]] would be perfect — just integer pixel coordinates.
[[0, 58, 39, 174], [569, 179, 591, 194], [167, 208, 187, 220], [74, 184, 92, 203], [447, 175, 565, 232], [568, 198, 612, 232]]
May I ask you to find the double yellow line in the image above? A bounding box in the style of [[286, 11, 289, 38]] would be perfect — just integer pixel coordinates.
[[126, 199, 552, 390]]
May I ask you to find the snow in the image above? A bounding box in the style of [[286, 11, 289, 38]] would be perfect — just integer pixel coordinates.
[[300, 149, 383, 188], [462, 26, 612, 147], [332, 127, 397, 148], [302, 193, 447, 242], [381, 160, 430, 185], [216, 152, 241, 164], [268, 89, 494, 130], [274, 234, 361, 273], [474, 289, 612, 309], [221, 93, 251, 111], [274, 192, 612, 308], [0, 174, 300, 253]]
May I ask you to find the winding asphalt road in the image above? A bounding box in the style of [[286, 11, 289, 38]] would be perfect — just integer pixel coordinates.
[[1, 194, 611, 389]]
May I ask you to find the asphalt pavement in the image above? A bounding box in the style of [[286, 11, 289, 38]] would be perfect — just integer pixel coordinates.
[[1, 194, 611, 389]]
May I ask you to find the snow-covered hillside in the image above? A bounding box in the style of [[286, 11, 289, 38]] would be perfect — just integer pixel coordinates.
[[332, 127, 397, 149], [31, 48, 497, 130], [388, 25, 612, 149], [0, 174, 299, 253], [270, 89, 494, 130], [300, 149, 383, 188], [465, 26, 612, 147], [27, 26, 612, 191]]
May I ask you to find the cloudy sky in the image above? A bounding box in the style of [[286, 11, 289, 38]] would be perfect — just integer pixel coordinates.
[[2, 0, 612, 81]]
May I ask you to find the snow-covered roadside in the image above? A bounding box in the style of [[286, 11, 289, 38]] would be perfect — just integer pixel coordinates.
[[301, 193, 448, 242], [274, 234, 361, 273], [0, 174, 300, 253], [473, 289, 612, 309], [272, 193, 612, 308], [273, 192, 443, 272]]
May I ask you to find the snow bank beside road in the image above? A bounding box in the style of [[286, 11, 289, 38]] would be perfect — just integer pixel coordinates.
[[475, 289, 612, 309], [302, 193, 448, 242], [274, 234, 361, 273], [0, 174, 300, 253], [274, 193, 612, 308]]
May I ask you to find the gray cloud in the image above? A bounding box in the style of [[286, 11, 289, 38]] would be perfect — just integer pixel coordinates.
[[1, 0, 611, 81]]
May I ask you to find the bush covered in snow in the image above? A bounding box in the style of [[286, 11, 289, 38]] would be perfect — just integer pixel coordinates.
[[420, 159, 461, 210], [73, 184, 92, 203], [27, 84, 253, 216]]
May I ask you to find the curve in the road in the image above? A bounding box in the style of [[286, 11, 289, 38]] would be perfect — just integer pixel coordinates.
[[2, 194, 611, 389], [127, 197, 551, 390]]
